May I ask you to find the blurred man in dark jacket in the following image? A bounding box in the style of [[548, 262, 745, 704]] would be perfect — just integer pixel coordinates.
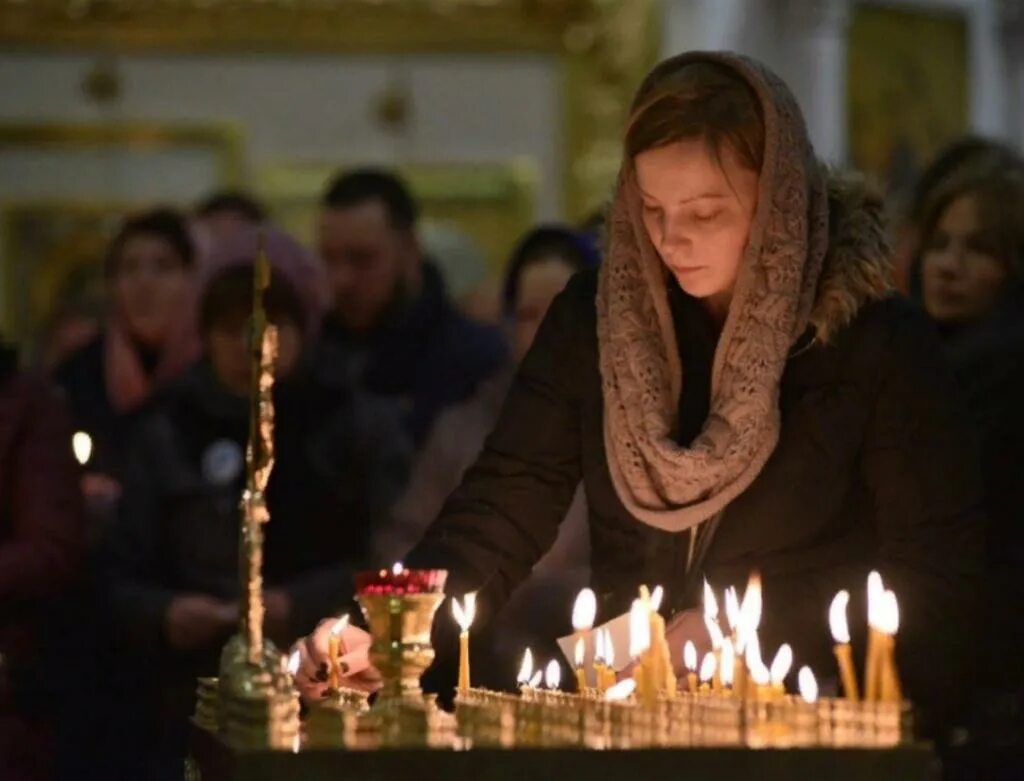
[[314, 168, 507, 447]]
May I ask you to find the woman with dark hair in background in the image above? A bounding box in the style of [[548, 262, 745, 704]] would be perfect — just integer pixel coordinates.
[[897, 136, 1024, 295], [298, 53, 983, 738], [914, 169, 1024, 755], [53, 208, 198, 531]]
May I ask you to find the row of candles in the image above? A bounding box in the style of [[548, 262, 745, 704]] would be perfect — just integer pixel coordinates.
[[313, 562, 901, 708], [448, 569, 902, 708]]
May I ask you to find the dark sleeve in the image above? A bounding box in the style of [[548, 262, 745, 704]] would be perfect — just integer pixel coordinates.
[[858, 307, 984, 722], [0, 381, 84, 601], [101, 420, 177, 653], [282, 393, 414, 637], [406, 273, 589, 611], [756, 303, 983, 728]]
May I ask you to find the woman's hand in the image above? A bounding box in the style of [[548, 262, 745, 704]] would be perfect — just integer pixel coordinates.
[[292, 618, 382, 703]]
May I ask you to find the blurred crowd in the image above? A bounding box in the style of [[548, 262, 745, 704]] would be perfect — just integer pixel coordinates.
[[1, 139, 1023, 778]]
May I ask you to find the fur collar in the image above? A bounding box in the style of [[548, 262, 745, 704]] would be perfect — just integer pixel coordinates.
[[809, 170, 895, 343]]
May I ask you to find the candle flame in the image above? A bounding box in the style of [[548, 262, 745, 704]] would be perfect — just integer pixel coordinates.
[[699, 652, 717, 684], [798, 666, 818, 703], [574, 636, 585, 668], [330, 614, 349, 638], [629, 599, 650, 658], [684, 640, 697, 672], [750, 658, 771, 687], [517, 648, 534, 685], [603, 628, 616, 668], [703, 578, 719, 620], [452, 592, 477, 631], [604, 677, 636, 701], [867, 571, 884, 629], [879, 589, 900, 635], [769, 643, 793, 686], [287, 650, 301, 677], [392, 562, 404, 576], [829, 590, 851, 644], [571, 588, 597, 631], [721, 637, 735, 688], [650, 585, 664, 612], [72, 431, 93, 466], [545, 660, 561, 690], [724, 586, 741, 633], [705, 614, 725, 650], [745, 630, 763, 672], [595, 627, 606, 664], [529, 670, 543, 688], [741, 571, 762, 629]]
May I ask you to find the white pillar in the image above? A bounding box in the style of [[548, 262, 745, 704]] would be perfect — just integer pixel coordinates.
[[661, 0, 750, 57], [778, 0, 852, 165], [968, 0, 1008, 138], [998, 0, 1024, 149]]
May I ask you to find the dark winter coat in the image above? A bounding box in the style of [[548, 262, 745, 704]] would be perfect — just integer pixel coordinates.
[[313, 261, 508, 446], [410, 179, 985, 725]]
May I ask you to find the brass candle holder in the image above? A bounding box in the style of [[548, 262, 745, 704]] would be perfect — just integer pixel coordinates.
[[353, 567, 452, 746]]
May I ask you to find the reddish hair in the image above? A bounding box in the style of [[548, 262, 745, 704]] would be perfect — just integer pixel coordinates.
[[625, 62, 764, 173]]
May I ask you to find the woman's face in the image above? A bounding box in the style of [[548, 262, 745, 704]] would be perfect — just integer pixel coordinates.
[[634, 139, 759, 312], [206, 318, 303, 397], [511, 256, 577, 363], [922, 193, 1009, 325], [110, 234, 191, 347]]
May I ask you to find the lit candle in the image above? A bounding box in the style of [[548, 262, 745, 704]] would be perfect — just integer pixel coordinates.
[[724, 586, 741, 639], [529, 670, 543, 689], [878, 590, 902, 703], [698, 652, 717, 694], [865, 571, 884, 701], [647, 586, 675, 696], [749, 654, 771, 700], [735, 572, 762, 697], [684, 640, 698, 694], [746, 631, 770, 699], [452, 592, 477, 692], [629, 598, 652, 705], [601, 628, 617, 692], [720, 637, 736, 693], [327, 614, 349, 691], [769, 643, 793, 698], [573, 636, 587, 693], [517, 647, 535, 695], [571, 588, 597, 693], [545, 659, 561, 692], [593, 629, 607, 694], [705, 613, 725, 690], [798, 666, 818, 704], [72, 431, 93, 466], [829, 590, 860, 701]]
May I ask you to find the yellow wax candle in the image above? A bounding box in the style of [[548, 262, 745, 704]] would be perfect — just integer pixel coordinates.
[[829, 590, 860, 701], [865, 628, 882, 701], [327, 633, 340, 691], [687, 672, 698, 694], [453, 593, 476, 692], [834, 643, 860, 701], [458, 630, 470, 691]]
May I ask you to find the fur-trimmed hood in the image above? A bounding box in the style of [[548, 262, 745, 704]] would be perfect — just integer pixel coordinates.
[[810, 170, 895, 343]]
